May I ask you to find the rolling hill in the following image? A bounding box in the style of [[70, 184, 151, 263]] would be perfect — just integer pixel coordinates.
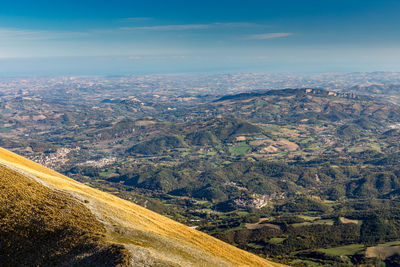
[[0, 147, 283, 267], [211, 88, 400, 125]]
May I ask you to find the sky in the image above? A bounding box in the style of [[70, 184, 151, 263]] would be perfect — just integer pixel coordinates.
[[1, 0, 400, 75]]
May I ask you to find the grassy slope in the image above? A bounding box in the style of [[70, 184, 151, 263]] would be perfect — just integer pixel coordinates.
[[0, 147, 284, 267], [0, 165, 131, 266]]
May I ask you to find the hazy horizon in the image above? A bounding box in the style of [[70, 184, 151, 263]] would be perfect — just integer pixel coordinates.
[[1, 0, 400, 75]]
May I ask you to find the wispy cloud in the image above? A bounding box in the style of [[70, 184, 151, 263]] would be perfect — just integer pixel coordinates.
[[121, 24, 210, 31], [120, 22, 263, 31], [247, 32, 293, 40], [211, 22, 262, 28], [0, 28, 88, 41]]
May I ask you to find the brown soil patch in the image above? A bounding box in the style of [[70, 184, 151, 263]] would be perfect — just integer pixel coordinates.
[[340, 217, 359, 224], [366, 245, 400, 259], [275, 139, 299, 151], [262, 145, 279, 153], [250, 139, 270, 146], [246, 218, 280, 230], [236, 136, 246, 141]]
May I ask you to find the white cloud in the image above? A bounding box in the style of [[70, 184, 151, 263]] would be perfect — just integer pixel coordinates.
[[0, 28, 88, 41], [120, 22, 263, 31], [213, 22, 262, 27], [120, 24, 211, 31], [247, 32, 293, 40]]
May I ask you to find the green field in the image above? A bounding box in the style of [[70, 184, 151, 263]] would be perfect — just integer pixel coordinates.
[[259, 125, 282, 132], [318, 244, 364, 256], [292, 219, 334, 227], [290, 259, 321, 266], [229, 143, 250, 155], [369, 142, 382, 152], [247, 243, 264, 249], [99, 169, 115, 177], [377, 240, 400, 247], [269, 237, 285, 244], [0, 127, 11, 133], [298, 215, 320, 221]]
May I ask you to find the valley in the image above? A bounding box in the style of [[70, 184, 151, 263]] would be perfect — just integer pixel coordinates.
[[3, 73, 400, 266]]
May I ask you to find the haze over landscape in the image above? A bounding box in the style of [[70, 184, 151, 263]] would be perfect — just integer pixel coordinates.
[[3, 1, 400, 267]]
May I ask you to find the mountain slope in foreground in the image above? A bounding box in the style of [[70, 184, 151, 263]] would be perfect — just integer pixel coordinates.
[[0, 147, 283, 267]]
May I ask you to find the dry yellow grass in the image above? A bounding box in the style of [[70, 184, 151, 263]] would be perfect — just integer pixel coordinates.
[[0, 165, 131, 266], [0, 147, 285, 267], [275, 140, 299, 151]]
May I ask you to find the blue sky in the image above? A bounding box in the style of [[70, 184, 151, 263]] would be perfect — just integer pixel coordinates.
[[1, 0, 400, 75]]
